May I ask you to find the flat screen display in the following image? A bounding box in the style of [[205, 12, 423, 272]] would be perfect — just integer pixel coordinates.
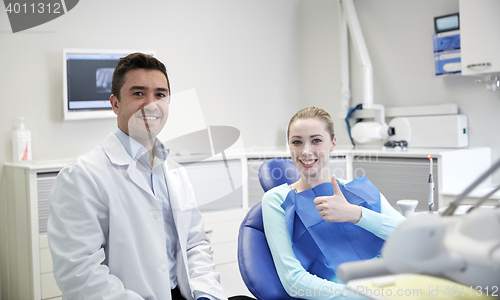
[[63, 49, 155, 120]]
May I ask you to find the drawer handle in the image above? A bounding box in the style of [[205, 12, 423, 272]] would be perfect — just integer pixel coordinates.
[[467, 62, 491, 69]]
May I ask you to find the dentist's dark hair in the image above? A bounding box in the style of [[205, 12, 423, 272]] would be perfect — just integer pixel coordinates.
[[287, 107, 335, 141], [111, 53, 170, 100]]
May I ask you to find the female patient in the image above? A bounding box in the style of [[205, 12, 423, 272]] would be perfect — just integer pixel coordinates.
[[262, 107, 405, 299]]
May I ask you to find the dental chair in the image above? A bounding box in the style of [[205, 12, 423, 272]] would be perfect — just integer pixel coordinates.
[[237, 158, 302, 300]]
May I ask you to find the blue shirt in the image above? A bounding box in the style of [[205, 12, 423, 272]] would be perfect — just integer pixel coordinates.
[[114, 129, 179, 289]]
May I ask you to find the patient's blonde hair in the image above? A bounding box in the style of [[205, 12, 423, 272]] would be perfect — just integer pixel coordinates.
[[287, 107, 335, 141]]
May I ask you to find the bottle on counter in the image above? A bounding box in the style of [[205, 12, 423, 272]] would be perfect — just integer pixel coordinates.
[[12, 117, 32, 163]]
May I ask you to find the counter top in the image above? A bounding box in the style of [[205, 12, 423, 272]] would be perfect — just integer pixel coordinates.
[[5, 146, 490, 169], [241, 146, 490, 159]]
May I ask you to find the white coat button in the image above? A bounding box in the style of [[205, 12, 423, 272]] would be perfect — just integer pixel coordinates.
[[153, 212, 161, 219], [161, 264, 167, 272]]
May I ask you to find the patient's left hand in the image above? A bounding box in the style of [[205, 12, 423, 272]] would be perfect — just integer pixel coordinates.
[[314, 175, 362, 223]]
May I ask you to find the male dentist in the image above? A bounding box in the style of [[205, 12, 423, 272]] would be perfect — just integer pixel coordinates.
[[48, 53, 227, 300]]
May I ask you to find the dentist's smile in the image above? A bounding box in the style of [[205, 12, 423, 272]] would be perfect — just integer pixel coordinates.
[[137, 107, 162, 128], [139, 116, 160, 120]]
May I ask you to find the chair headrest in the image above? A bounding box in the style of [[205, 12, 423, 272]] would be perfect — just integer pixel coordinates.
[[258, 158, 301, 192]]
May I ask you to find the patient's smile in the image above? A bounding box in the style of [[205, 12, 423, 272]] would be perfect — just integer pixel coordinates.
[[299, 159, 317, 168]]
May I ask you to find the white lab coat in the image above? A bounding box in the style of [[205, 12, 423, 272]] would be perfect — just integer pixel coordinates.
[[47, 133, 227, 300]]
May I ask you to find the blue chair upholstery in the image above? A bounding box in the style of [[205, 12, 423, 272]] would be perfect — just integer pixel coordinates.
[[258, 158, 301, 193], [238, 159, 302, 300]]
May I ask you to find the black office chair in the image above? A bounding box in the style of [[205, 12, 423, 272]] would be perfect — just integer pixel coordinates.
[[237, 159, 302, 300]]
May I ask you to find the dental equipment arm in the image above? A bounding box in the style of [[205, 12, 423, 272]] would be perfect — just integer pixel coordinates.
[[337, 158, 500, 289], [340, 0, 391, 144]]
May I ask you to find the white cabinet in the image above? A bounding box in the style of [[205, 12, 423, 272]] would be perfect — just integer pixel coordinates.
[[202, 209, 252, 298], [3, 163, 61, 300], [459, 0, 500, 75], [348, 148, 492, 211], [2, 156, 250, 300]]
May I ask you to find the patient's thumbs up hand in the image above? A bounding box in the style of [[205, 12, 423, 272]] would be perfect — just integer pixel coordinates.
[[313, 175, 362, 223], [331, 174, 342, 196]]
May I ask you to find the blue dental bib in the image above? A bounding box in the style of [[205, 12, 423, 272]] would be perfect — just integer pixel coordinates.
[[281, 175, 384, 280]]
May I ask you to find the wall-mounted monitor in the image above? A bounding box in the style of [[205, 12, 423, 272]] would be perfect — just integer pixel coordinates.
[[62, 49, 156, 121]]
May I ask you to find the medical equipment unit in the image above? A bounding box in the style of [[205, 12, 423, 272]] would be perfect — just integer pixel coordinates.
[[340, 0, 470, 148], [340, 0, 390, 145], [337, 158, 500, 290], [388, 114, 468, 148]]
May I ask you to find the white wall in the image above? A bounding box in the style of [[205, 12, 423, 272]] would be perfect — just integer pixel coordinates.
[[0, 1, 301, 298], [299, 0, 500, 179]]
